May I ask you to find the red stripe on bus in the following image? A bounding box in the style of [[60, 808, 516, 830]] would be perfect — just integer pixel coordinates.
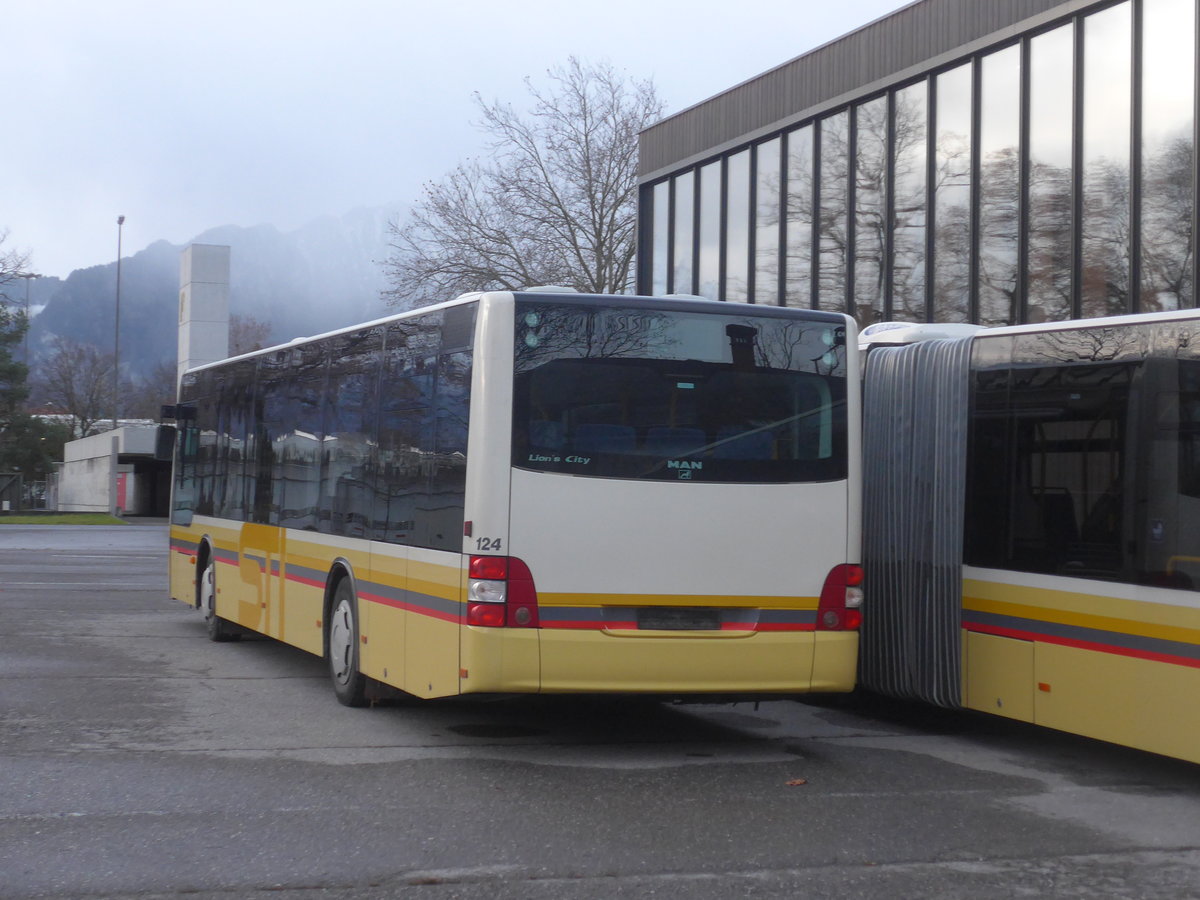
[[965, 621, 1200, 671], [285, 572, 325, 589]]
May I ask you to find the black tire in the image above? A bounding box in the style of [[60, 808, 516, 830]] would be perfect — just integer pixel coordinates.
[[199, 557, 240, 643], [328, 578, 367, 707]]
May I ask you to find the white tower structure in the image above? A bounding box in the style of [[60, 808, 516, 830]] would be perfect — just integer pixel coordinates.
[[177, 244, 231, 389]]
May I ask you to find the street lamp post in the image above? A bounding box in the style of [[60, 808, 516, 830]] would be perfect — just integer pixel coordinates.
[[113, 215, 124, 432], [17, 272, 39, 365]]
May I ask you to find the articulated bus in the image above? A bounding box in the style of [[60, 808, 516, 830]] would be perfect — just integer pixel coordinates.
[[167, 291, 863, 705], [860, 310, 1200, 765]]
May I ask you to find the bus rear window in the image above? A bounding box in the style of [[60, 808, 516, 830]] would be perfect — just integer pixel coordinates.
[[512, 301, 848, 483]]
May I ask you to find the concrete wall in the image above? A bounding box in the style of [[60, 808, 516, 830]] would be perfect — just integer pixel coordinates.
[[58, 426, 161, 515]]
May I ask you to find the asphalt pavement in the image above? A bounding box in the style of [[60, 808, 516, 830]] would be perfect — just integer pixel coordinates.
[[3, 524, 1200, 899]]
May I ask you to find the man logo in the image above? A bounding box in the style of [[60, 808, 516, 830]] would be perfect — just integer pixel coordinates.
[[668, 460, 701, 479]]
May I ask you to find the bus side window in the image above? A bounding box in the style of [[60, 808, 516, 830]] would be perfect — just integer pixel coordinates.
[[424, 348, 472, 551], [377, 317, 436, 546], [173, 421, 198, 526], [321, 327, 383, 538]]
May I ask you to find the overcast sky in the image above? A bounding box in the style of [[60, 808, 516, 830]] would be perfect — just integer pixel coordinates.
[[5, 0, 906, 278]]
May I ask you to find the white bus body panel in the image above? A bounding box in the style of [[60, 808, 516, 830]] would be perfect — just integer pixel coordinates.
[[508, 472, 851, 598], [460, 293, 861, 694]]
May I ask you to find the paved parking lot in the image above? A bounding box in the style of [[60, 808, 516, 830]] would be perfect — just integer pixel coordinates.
[[3, 524, 1200, 898]]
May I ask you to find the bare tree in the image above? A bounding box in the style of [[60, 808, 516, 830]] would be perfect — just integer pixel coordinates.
[[121, 358, 180, 420], [230, 312, 272, 356], [0, 306, 29, 434], [384, 58, 664, 308], [34, 336, 115, 437], [0, 229, 31, 306]]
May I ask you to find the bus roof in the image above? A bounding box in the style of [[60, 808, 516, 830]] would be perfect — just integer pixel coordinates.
[[978, 307, 1200, 339], [184, 291, 852, 376], [860, 308, 1200, 353]]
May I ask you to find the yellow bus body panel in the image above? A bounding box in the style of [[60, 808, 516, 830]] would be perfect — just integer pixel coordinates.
[[460, 628, 541, 693], [1033, 642, 1200, 763], [810, 632, 859, 692], [236, 523, 277, 636], [168, 525, 198, 607], [361, 547, 406, 688], [401, 555, 463, 699], [963, 631, 1034, 721], [284, 537, 369, 658], [963, 575, 1200, 764], [169, 519, 857, 700], [537, 629, 819, 694], [209, 526, 241, 625]]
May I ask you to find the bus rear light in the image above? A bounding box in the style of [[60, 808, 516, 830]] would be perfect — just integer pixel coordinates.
[[467, 603, 506, 627], [468, 579, 507, 604], [470, 556, 509, 580], [466, 556, 539, 628], [817, 564, 864, 631]]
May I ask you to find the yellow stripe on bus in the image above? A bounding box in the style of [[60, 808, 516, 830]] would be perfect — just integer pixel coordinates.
[[964, 580, 1200, 646]]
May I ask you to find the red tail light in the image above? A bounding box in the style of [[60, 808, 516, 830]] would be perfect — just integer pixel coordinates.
[[470, 556, 508, 580], [816, 564, 864, 631], [467, 556, 539, 628]]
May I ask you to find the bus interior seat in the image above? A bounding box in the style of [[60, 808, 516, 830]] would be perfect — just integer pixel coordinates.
[[1012, 487, 1080, 572], [643, 426, 706, 456], [529, 420, 566, 451], [573, 423, 636, 454], [1036, 488, 1079, 545], [713, 426, 773, 459]]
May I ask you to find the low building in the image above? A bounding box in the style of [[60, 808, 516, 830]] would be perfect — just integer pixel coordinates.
[[58, 425, 170, 516]]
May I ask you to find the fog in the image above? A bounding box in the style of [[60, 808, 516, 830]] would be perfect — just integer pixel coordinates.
[[2, 0, 906, 278]]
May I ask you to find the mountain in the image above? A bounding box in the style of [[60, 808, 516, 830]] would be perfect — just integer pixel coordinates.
[[27, 206, 399, 379]]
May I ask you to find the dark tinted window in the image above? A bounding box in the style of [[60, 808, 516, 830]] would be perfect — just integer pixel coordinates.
[[376, 318, 438, 545], [174, 300, 476, 551], [376, 306, 476, 550], [173, 371, 211, 525], [194, 393, 219, 518], [215, 361, 255, 521], [253, 351, 290, 526], [512, 301, 848, 483], [965, 321, 1200, 591], [966, 351, 1133, 578], [321, 328, 382, 538]]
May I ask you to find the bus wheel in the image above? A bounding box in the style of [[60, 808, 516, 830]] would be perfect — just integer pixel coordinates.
[[200, 558, 240, 643], [328, 578, 367, 707]]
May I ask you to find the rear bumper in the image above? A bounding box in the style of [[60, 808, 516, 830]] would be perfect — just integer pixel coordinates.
[[459, 627, 858, 694]]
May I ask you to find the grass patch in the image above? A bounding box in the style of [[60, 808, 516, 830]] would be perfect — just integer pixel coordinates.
[[0, 513, 128, 525]]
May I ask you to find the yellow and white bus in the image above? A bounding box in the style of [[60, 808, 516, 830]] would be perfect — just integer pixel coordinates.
[[168, 291, 863, 705], [861, 311, 1200, 765]]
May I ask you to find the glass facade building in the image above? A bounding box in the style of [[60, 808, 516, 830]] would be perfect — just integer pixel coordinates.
[[637, 0, 1198, 328]]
